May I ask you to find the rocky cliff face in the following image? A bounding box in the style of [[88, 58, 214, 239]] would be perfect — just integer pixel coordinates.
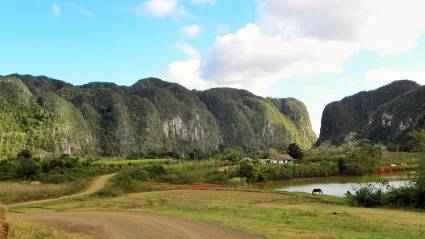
[[318, 80, 425, 145], [0, 74, 316, 158]]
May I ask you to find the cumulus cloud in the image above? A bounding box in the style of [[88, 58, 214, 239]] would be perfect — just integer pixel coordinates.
[[181, 24, 202, 38], [52, 3, 61, 17], [166, 0, 425, 95], [165, 59, 212, 90], [67, 3, 93, 16], [135, 0, 188, 18], [365, 68, 425, 85], [173, 42, 199, 57]]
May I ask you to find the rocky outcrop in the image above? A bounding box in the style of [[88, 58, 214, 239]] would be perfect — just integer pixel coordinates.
[[318, 80, 425, 145], [0, 74, 317, 158]]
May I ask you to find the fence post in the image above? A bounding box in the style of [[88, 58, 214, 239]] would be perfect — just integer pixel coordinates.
[[0, 205, 8, 239]]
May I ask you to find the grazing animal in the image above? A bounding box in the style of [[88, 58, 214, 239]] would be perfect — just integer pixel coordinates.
[[312, 188, 323, 195]]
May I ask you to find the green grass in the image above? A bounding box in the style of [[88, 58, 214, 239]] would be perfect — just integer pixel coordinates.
[[380, 151, 421, 169], [93, 158, 174, 166], [12, 188, 425, 239]]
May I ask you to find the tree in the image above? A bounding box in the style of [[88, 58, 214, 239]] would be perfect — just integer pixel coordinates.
[[223, 147, 244, 162], [287, 143, 303, 159], [14, 157, 42, 179], [405, 130, 425, 152], [239, 160, 256, 182]]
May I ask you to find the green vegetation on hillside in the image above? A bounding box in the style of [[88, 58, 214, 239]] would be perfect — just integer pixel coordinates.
[[319, 80, 425, 147], [0, 75, 316, 159]]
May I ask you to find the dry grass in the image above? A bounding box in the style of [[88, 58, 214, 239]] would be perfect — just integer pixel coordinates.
[[0, 181, 85, 203], [9, 220, 79, 239]]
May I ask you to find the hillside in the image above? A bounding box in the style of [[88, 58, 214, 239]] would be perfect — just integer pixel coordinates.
[[318, 80, 425, 145], [0, 74, 316, 159]]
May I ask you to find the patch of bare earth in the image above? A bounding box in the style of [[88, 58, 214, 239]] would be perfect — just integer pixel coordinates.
[[16, 211, 259, 239]]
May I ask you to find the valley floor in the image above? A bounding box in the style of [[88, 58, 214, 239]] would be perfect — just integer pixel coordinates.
[[7, 179, 425, 239]]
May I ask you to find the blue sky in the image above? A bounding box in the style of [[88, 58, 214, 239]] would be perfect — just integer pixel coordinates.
[[1, 0, 425, 135]]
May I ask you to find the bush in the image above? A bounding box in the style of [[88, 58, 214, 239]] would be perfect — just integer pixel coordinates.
[[239, 160, 256, 182], [287, 143, 303, 159], [347, 182, 387, 207], [14, 157, 42, 180], [403, 130, 425, 152], [223, 147, 244, 162], [145, 165, 166, 179], [342, 144, 381, 175]]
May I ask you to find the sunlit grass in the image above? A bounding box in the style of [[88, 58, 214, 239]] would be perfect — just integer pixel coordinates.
[[14, 189, 425, 239], [10, 220, 79, 239], [0, 181, 86, 203]]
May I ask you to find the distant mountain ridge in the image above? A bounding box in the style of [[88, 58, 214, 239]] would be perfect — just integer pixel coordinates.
[[318, 80, 425, 145], [0, 74, 316, 159]]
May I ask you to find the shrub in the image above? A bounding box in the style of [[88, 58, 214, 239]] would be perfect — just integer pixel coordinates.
[[223, 147, 244, 162], [343, 144, 381, 175], [145, 165, 166, 179], [14, 157, 42, 180], [287, 143, 303, 159], [347, 182, 387, 207], [239, 160, 257, 182]]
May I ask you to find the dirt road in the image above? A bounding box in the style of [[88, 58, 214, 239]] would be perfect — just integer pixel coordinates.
[[15, 211, 258, 239], [9, 173, 116, 207], [10, 174, 258, 238]]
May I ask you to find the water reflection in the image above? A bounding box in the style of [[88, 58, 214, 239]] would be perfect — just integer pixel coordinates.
[[255, 173, 414, 197]]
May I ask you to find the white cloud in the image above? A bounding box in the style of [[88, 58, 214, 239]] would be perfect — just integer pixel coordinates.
[[135, 0, 188, 19], [173, 42, 199, 57], [165, 59, 212, 90], [365, 68, 425, 85], [52, 3, 61, 17], [67, 3, 93, 16], [181, 24, 202, 38], [166, 0, 425, 95]]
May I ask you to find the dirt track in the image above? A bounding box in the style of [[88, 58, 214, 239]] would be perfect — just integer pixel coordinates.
[[8, 173, 116, 207], [10, 174, 258, 239], [15, 211, 258, 239]]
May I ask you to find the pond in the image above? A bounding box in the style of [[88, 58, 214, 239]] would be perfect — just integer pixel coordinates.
[[253, 173, 414, 197]]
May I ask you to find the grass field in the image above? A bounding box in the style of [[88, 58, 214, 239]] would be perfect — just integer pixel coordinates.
[[9, 220, 79, 239], [0, 180, 86, 203], [381, 151, 421, 169], [93, 158, 174, 166], [11, 188, 425, 239]]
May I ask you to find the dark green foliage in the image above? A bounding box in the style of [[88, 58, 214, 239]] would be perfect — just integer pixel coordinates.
[[144, 165, 166, 179], [14, 157, 42, 180], [318, 80, 425, 146], [348, 160, 425, 208], [341, 144, 382, 175], [239, 160, 257, 182], [402, 130, 425, 152], [223, 147, 245, 162], [0, 74, 315, 159], [17, 149, 32, 159], [287, 143, 303, 159], [1, 152, 115, 183], [199, 88, 316, 150], [347, 182, 387, 207]]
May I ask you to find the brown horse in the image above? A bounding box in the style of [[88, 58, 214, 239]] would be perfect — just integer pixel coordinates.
[[312, 188, 323, 195]]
